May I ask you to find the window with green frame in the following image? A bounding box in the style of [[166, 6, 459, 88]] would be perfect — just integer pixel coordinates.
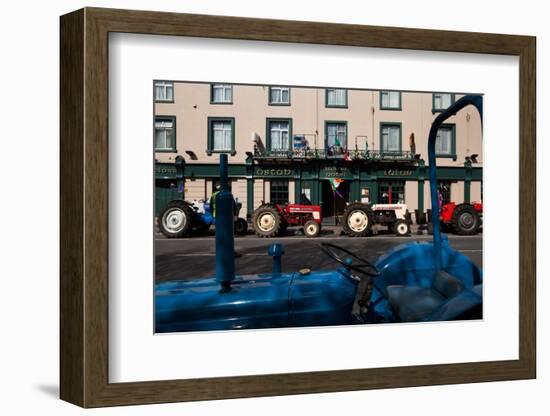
[[435, 124, 457, 158], [210, 84, 233, 104], [325, 121, 347, 149], [380, 91, 401, 110], [378, 181, 405, 204], [154, 81, 174, 102], [432, 93, 455, 111], [325, 88, 347, 107], [207, 117, 236, 155], [267, 119, 292, 151], [269, 86, 291, 105], [270, 179, 289, 205], [154, 116, 176, 152], [380, 123, 402, 154]]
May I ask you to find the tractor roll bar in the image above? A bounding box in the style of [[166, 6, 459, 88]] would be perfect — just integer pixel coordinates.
[[428, 94, 483, 271]]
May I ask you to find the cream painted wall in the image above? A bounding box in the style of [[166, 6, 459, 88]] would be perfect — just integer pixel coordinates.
[[471, 181, 482, 202], [253, 179, 265, 207], [185, 178, 206, 201], [405, 180, 418, 210], [155, 85, 483, 168]]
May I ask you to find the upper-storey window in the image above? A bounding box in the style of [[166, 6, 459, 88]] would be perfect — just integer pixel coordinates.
[[211, 84, 233, 104], [435, 124, 457, 158], [380, 123, 402, 154], [154, 81, 174, 102], [267, 119, 292, 151], [380, 91, 401, 110], [269, 86, 290, 105], [326, 88, 347, 108], [433, 93, 455, 111], [154, 116, 176, 152], [207, 117, 235, 155], [326, 122, 347, 149]]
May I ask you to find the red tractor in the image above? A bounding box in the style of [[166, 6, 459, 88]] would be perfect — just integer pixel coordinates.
[[252, 203, 323, 237], [438, 201, 483, 235]]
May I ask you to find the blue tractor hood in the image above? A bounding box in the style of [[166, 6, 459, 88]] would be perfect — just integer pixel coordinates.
[[155, 269, 359, 333]]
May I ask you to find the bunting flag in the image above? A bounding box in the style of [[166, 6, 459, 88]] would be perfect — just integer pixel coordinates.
[[344, 151, 352, 162]]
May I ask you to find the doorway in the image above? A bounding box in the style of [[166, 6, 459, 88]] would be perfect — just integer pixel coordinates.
[[321, 180, 350, 219]]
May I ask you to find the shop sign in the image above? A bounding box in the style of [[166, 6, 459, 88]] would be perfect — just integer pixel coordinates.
[[155, 165, 177, 178], [320, 166, 353, 179], [383, 169, 415, 177], [255, 167, 293, 177]]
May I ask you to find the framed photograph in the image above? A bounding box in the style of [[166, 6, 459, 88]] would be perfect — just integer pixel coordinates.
[[60, 7, 536, 408]]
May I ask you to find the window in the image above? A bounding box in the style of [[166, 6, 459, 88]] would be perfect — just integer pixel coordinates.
[[326, 89, 347, 107], [267, 119, 292, 151], [270, 180, 289, 205], [433, 93, 455, 111], [378, 181, 405, 204], [211, 84, 233, 103], [380, 123, 402, 153], [269, 86, 290, 105], [207, 118, 235, 155], [154, 117, 176, 151], [438, 181, 452, 205], [326, 122, 347, 149], [435, 124, 456, 157], [380, 91, 401, 110], [154, 81, 174, 102]]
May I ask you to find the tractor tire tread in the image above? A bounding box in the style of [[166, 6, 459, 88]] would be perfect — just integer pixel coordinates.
[[451, 203, 481, 235], [158, 200, 194, 238], [341, 202, 374, 237]]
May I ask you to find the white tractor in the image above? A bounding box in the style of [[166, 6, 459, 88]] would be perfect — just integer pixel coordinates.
[[341, 202, 412, 237]]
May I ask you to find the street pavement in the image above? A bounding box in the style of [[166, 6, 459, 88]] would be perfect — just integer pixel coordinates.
[[155, 228, 482, 283]]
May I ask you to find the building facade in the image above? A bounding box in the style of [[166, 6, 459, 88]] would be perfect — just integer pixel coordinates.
[[154, 82, 483, 219]]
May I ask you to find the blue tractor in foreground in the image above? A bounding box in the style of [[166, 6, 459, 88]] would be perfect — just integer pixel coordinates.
[[155, 95, 483, 332]]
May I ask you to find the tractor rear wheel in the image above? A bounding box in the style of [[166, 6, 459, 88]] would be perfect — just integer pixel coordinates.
[[252, 205, 282, 237], [158, 200, 193, 238], [452, 203, 481, 235], [303, 220, 321, 238], [393, 219, 410, 237], [234, 218, 248, 236], [342, 203, 374, 237]]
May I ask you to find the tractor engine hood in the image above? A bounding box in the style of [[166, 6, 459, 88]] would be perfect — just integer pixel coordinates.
[[155, 269, 359, 333]]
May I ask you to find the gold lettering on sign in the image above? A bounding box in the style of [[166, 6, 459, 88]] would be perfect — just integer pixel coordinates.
[[384, 169, 414, 176], [323, 166, 351, 178], [256, 168, 292, 176]]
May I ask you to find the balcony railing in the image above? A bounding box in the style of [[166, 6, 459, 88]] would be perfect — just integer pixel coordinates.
[[253, 147, 416, 162]]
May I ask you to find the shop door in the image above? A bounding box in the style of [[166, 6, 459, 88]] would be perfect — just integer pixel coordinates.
[[321, 180, 350, 219]]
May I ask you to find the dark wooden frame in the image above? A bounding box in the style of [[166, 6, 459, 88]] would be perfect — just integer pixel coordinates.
[[60, 7, 536, 408]]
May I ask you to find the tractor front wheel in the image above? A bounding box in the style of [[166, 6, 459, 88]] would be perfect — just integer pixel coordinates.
[[452, 203, 481, 235], [342, 203, 374, 237], [252, 205, 282, 237], [303, 220, 321, 238], [158, 200, 193, 238], [393, 219, 410, 237]]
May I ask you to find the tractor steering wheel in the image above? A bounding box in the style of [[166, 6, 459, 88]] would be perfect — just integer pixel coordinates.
[[319, 242, 380, 277]]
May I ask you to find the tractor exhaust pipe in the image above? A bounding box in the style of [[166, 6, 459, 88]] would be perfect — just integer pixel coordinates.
[[215, 154, 235, 293]]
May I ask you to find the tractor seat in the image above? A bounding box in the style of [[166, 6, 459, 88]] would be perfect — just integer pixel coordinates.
[[387, 271, 465, 322]]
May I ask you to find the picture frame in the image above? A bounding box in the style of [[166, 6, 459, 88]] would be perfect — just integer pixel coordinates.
[[60, 7, 536, 408]]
